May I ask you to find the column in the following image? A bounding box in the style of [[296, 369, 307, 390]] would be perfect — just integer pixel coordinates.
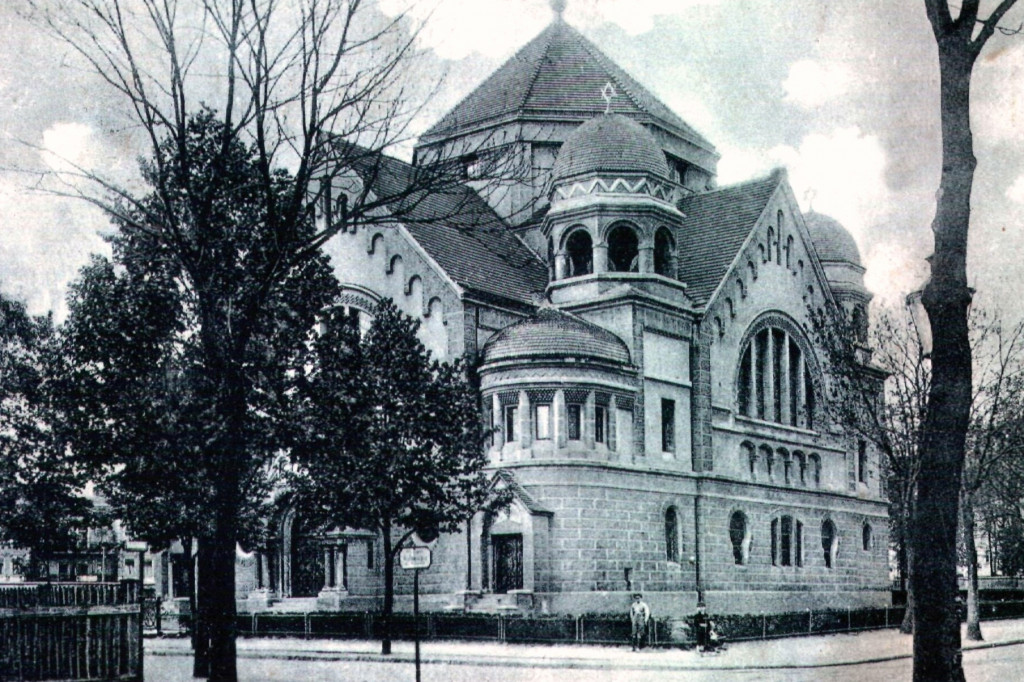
[[763, 331, 774, 421], [554, 390, 567, 449], [796, 354, 807, 428], [555, 252, 568, 280], [518, 391, 530, 449], [747, 340, 757, 418], [780, 335, 791, 426], [339, 545, 348, 591], [255, 551, 264, 590], [593, 242, 609, 273], [638, 246, 654, 273], [324, 547, 334, 589]]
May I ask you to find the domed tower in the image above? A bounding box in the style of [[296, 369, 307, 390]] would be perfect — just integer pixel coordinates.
[[545, 114, 686, 302], [804, 211, 872, 341]]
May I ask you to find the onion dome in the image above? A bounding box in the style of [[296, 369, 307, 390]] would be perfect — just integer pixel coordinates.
[[804, 211, 862, 266], [483, 308, 630, 365], [550, 114, 669, 184]]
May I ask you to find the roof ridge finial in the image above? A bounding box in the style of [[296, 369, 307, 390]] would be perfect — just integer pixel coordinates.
[[804, 187, 817, 212], [551, 0, 567, 21]]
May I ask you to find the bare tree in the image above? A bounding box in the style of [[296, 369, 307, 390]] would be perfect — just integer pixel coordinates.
[[918, 2, 1020, 679], [18, 2, 525, 680], [961, 311, 1024, 641], [813, 303, 926, 635]]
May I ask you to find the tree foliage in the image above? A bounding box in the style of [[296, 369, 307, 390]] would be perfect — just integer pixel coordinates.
[[0, 293, 94, 572], [289, 298, 506, 654], [57, 111, 338, 677]]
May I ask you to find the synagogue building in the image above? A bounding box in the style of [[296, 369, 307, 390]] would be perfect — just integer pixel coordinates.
[[226, 2, 890, 616]]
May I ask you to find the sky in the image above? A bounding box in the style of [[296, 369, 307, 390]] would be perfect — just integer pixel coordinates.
[[2, 0, 1024, 322]]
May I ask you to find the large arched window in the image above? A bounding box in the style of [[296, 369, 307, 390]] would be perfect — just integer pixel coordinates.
[[821, 519, 838, 568], [565, 229, 593, 277], [737, 324, 816, 428], [665, 506, 681, 562], [607, 224, 639, 272], [654, 227, 675, 276], [729, 511, 749, 566]]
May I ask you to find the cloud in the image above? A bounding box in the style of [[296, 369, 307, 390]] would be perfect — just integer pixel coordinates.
[[1007, 174, 1024, 203], [783, 59, 853, 108], [378, 0, 722, 60], [973, 43, 1024, 144]]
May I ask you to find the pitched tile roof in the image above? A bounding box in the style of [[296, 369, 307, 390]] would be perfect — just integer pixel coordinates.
[[423, 20, 713, 153], [676, 173, 783, 305], [355, 153, 549, 306]]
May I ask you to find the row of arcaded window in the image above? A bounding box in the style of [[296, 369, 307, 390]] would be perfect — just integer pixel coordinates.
[[727, 512, 873, 568], [558, 224, 676, 279], [741, 442, 822, 488], [737, 326, 815, 428], [663, 508, 874, 568]]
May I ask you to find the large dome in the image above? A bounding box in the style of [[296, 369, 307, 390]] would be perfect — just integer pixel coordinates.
[[550, 114, 669, 184], [804, 211, 862, 266], [483, 308, 631, 366]]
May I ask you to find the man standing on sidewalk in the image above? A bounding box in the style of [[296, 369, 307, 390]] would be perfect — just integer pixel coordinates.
[[629, 593, 650, 651]]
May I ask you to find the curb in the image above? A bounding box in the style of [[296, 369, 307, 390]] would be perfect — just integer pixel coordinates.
[[146, 637, 1024, 673]]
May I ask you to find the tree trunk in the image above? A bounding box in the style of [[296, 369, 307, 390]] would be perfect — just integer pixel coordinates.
[[912, 37, 976, 682], [901, 503, 916, 634], [193, 538, 213, 678], [962, 487, 983, 641], [381, 522, 394, 655]]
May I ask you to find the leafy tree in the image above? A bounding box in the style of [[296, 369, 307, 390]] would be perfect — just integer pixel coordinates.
[[289, 299, 506, 655], [0, 292, 94, 576], [57, 111, 337, 677], [917, 2, 1021, 678]]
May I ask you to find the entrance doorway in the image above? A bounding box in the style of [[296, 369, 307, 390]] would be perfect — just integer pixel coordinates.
[[492, 534, 523, 593], [290, 515, 324, 598]]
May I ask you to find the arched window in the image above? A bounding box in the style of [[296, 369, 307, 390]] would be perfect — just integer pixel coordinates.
[[665, 507, 681, 562], [654, 227, 675, 276], [821, 519, 838, 568], [773, 515, 803, 567], [742, 442, 756, 479], [565, 229, 593, 277], [807, 454, 821, 488], [607, 224, 639, 272], [862, 523, 872, 551], [737, 323, 816, 428], [729, 511, 749, 565]]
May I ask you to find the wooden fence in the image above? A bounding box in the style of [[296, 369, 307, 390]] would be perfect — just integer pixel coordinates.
[[0, 582, 142, 682]]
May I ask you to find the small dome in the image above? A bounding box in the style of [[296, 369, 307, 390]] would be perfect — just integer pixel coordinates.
[[483, 308, 631, 366], [551, 114, 669, 184], [804, 211, 862, 266]]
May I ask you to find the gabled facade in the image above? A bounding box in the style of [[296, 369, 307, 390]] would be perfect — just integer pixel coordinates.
[[241, 8, 889, 617]]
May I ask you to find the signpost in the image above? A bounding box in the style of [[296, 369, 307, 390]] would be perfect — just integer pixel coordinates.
[[400, 546, 432, 682], [125, 540, 148, 682]]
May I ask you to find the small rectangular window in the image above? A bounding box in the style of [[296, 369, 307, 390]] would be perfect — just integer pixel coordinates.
[[661, 398, 675, 452], [505, 406, 518, 443], [595, 406, 606, 444], [535, 404, 551, 440], [567, 404, 582, 441], [367, 541, 374, 570]]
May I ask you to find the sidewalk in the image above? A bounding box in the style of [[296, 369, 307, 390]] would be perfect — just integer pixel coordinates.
[[146, 618, 1024, 672]]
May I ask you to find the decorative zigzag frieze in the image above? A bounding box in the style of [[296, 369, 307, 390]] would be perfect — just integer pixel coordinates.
[[554, 175, 677, 203]]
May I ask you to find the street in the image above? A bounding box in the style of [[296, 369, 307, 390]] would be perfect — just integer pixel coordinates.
[[145, 640, 1024, 682]]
